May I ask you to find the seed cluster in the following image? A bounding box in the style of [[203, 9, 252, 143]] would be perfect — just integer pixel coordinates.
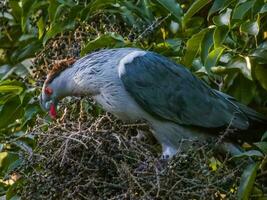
[[17, 97, 242, 200]]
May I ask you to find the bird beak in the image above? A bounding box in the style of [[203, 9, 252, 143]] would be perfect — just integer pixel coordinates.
[[49, 102, 57, 119], [39, 94, 57, 119]]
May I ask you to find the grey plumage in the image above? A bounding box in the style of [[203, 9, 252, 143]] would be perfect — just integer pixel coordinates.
[[40, 48, 267, 157]]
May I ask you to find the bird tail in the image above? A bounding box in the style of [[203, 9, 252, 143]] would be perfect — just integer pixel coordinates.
[[236, 102, 267, 142], [237, 102, 267, 125]]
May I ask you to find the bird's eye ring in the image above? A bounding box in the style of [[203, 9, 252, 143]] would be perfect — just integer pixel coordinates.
[[45, 87, 53, 95]]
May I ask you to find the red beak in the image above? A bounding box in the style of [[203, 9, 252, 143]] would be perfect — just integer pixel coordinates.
[[49, 103, 57, 119]]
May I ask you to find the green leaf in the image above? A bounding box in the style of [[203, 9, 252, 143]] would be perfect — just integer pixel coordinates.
[[226, 74, 255, 105], [205, 47, 225, 72], [233, 150, 264, 159], [20, 105, 39, 128], [261, 131, 267, 141], [240, 21, 259, 36], [182, 28, 209, 67], [80, 0, 117, 20], [227, 57, 252, 80], [81, 33, 125, 56], [0, 85, 23, 94], [201, 29, 214, 64], [48, 0, 60, 23], [251, 41, 267, 64], [0, 152, 19, 176], [254, 142, 267, 154], [21, 0, 48, 32], [213, 8, 232, 26], [11, 41, 42, 63], [208, 0, 233, 19], [37, 17, 45, 39], [18, 34, 36, 42], [213, 25, 229, 48], [21, 0, 34, 32], [254, 65, 267, 91], [155, 0, 182, 21], [232, 0, 255, 20], [237, 162, 259, 200], [43, 21, 75, 45], [183, 0, 211, 26], [53, 4, 68, 23], [6, 179, 22, 200], [9, 0, 22, 21], [211, 65, 240, 75], [0, 96, 23, 129], [260, 4, 267, 13]]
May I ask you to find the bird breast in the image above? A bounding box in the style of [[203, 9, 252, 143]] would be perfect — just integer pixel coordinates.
[[93, 80, 148, 122]]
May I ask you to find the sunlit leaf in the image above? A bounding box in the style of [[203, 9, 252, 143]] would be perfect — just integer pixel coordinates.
[[213, 8, 231, 26], [205, 47, 225, 72], [240, 21, 259, 36], [37, 17, 45, 39], [237, 162, 259, 200], [228, 57, 252, 80], [0, 85, 23, 94]]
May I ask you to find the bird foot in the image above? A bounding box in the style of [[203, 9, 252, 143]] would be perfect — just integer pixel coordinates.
[[162, 145, 178, 159]]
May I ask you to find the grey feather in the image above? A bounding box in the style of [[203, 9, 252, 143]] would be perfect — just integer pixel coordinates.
[[120, 51, 256, 130]]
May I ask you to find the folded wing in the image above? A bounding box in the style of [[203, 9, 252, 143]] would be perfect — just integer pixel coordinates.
[[120, 51, 251, 130]]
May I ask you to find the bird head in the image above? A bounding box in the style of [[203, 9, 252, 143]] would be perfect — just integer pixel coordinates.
[[40, 58, 76, 119], [40, 82, 58, 119]]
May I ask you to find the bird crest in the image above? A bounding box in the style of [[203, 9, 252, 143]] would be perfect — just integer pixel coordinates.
[[46, 57, 76, 84]]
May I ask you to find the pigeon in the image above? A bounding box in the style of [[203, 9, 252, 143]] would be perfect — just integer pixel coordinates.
[[40, 48, 267, 157]]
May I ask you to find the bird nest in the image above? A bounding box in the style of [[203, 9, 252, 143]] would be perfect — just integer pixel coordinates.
[[18, 98, 242, 199]]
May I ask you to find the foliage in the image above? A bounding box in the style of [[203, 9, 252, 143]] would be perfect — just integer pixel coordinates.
[[0, 0, 267, 199]]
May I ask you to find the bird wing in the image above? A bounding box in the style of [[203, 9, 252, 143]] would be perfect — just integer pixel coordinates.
[[119, 51, 250, 129]]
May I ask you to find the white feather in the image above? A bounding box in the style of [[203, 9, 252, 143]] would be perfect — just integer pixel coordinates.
[[118, 50, 146, 77]]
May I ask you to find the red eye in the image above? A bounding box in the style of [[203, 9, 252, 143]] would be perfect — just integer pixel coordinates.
[[45, 87, 53, 95]]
